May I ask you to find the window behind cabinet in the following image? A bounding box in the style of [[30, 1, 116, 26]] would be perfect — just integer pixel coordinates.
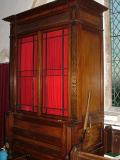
[[110, 0, 120, 107]]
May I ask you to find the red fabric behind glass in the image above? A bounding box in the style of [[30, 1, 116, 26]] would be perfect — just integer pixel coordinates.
[[43, 29, 68, 116], [17, 35, 38, 112]]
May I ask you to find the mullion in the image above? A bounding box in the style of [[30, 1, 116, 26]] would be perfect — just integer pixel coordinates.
[[42, 74, 68, 76], [62, 29, 64, 116], [111, 0, 115, 105], [32, 35, 34, 112], [17, 70, 38, 72], [17, 76, 35, 78], [20, 38, 22, 110], [17, 104, 38, 107], [17, 68, 68, 71], [43, 107, 67, 111], [43, 33, 68, 40], [43, 68, 68, 70], [16, 40, 19, 110], [111, 35, 120, 37], [46, 33, 48, 114], [20, 39, 37, 44]]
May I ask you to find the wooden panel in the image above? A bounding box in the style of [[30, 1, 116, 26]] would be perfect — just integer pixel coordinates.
[[16, 12, 69, 34], [104, 126, 112, 153], [14, 120, 62, 138], [13, 142, 61, 160], [74, 123, 103, 152], [10, 22, 17, 112], [5, 112, 14, 143], [11, 114, 67, 159], [82, 124, 103, 150], [77, 27, 102, 117], [13, 127, 61, 147], [71, 24, 78, 119], [9, 1, 69, 23], [79, 10, 101, 27], [13, 138, 61, 157], [13, 154, 30, 160]]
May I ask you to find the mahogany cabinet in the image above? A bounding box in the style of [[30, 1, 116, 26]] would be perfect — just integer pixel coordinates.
[[111, 130, 120, 154], [3, 0, 107, 159], [104, 125, 112, 154], [0, 64, 9, 147], [104, 126, 120, 154]]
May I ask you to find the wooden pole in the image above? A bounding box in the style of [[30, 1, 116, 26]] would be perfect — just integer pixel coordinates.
[[83, 91, 91, 131]]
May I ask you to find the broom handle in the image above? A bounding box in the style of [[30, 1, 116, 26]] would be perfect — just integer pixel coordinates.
[[83, 91, 91, 130]]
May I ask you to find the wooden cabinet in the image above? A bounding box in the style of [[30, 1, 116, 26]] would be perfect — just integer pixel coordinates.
[[112, 130, 120, 154], [104, 125, 112, 154], [3, 0, 107, 159], [104, 126, 120, 154], [0, 64, 9, 147]]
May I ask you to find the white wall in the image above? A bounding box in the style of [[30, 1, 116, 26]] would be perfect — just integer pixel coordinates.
[[0, 0, 104, 62], [0, 0, 33, 63], [95, 0, 104, 5]]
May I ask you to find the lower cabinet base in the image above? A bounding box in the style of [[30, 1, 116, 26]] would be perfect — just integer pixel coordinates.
[[6, 113, 104, 160]]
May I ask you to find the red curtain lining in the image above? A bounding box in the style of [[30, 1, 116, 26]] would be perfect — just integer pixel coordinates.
[[17, 29, 68, 116], [17, 35, 38, 112], [43, 29, 68, 116], [18, 35, 38, 72], [0, 63, 9, 146]]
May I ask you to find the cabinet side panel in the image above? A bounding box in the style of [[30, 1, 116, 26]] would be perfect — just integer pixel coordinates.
[[78, 28, 103, 116]]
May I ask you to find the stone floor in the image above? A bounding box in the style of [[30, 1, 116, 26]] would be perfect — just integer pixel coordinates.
[[104, 107, 120, 130]]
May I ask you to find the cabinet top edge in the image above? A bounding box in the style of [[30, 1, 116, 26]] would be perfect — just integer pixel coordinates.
[[3, 0, 107, 22]]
